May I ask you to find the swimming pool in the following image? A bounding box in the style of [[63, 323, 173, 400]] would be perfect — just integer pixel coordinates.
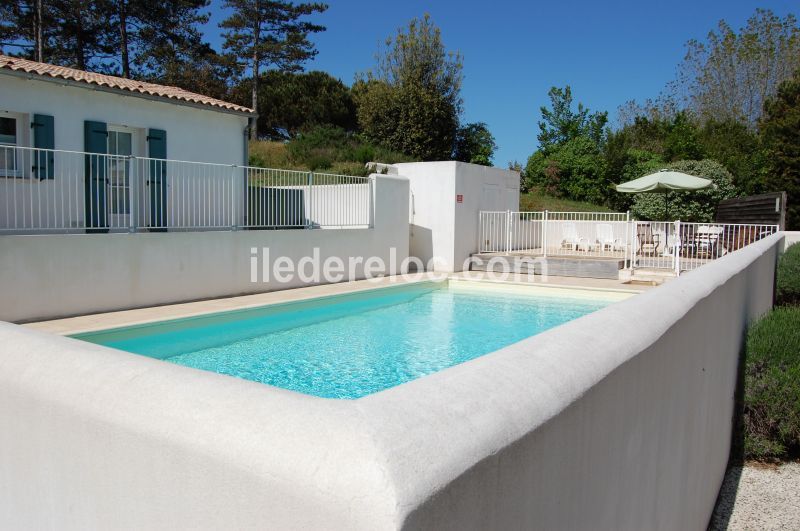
[[73, 281, 624, 399]]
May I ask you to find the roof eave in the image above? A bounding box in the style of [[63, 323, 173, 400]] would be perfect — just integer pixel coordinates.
[[0, 68, 257, 118]]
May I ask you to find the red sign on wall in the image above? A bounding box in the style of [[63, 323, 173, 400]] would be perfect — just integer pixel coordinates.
[[456, 194, 463, 203]]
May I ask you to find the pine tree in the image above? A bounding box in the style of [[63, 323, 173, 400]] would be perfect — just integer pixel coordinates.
[[220, 0, 327, 138], [108, 0, 210, 79]]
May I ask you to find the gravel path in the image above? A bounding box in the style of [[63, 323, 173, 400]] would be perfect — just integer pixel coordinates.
[[710, 462, 800, 530]]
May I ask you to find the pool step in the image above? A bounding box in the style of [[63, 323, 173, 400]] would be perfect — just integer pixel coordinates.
[[470, 254, 624, 280]]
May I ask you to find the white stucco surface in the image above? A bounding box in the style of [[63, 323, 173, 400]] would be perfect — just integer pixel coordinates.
[[0, 233, 783, 530], [0, 73, 250, 164], [396, 161, 519, 272], [0, 174, 408, 322]]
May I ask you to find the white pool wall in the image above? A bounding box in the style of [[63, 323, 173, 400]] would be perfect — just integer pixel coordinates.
[[0, 173, 409, 322], [0, 233, 784, 530]]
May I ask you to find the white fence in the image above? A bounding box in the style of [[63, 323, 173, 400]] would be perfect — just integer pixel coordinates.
[[479, 211, 630, 256], [478, 210, 779, 275], [629, 221, 780, 273], [0, 146, 372, 233]]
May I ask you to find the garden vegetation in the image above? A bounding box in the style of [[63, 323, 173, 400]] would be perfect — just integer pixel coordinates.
[[744, 243, 800, 460]]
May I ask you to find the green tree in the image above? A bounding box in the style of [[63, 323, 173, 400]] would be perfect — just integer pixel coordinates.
[[354, 14, 462, 160], [698, 119, 764, 194], [672, 9, 800, 126], [37, 0, 116, 71], [536, 86, 607, 152], [453, 122, 496, 166], [109, 0, 211, 79], [629, 160, 738, 222], [233, 70, 356, 140], [524, 86, 608, 201], [663, 112, 704, 161], [537, 136, 608, 204], [760, 69, 800, 229], [148, 43, 235, 101], [221, 0, 327, 139], [0, 0, 216, 86], [0, 0, 50, 61]]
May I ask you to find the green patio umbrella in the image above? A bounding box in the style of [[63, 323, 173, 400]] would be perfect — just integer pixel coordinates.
[[615, 169, 715, 219]]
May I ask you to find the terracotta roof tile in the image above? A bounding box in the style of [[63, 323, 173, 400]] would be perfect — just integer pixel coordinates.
[[0, 54, 255, 115]]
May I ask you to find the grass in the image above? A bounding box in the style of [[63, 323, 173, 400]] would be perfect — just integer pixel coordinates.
[[519, 186, 614, 213]]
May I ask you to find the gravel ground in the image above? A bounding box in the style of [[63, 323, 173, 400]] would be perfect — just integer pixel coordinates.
[[709, 461, 800, 530]]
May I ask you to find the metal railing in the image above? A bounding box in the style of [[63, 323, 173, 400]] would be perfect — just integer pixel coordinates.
[[478, 210, 630, 257], [630, 221, 780, 274], [478, 210, 779, 276], [0, 146, 372, 233]]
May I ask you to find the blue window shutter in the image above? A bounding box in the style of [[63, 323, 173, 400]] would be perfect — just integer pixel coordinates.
[[147, 129, 167, 229], [84, 120, 108, 231], [32, 114, 54, 179]]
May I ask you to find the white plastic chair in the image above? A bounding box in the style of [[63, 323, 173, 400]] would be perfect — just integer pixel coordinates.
[[596, 224, 625, 251], [561, 223, 589, 251]]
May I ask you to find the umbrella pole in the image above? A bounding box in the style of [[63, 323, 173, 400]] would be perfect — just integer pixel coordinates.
[[664, 192, 669, 220]]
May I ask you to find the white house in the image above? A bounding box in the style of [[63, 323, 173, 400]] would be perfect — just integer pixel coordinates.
[[0, 54, 255, 232]]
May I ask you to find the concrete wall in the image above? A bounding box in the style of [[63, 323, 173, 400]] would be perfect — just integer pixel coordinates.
[[453, 163, 520, 270], [0, 174, 408, 322], [0, 233, 783, 530], [396, 161, 519, 272], [0, 74, 250, 230], [398, 161, 457, 270], [783, 230, 800, 251]]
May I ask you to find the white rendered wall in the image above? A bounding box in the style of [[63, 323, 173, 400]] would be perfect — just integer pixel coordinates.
[[0, 174, 408, 322], [0, 74, 249, 163], [396, 161, 457, 271], [453, 162, 519, 269], [396, 161, 519, 272], [0, 233, 783, 530]]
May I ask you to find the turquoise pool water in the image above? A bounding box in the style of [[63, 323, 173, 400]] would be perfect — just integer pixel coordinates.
[[74, 283, 615, 399]]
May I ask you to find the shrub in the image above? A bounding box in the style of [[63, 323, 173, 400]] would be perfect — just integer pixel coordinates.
[[629, 159, 738, 222], [777, 243, 800, 306], [248, 126, 414, 175], [744, 305, 800, 460], [248, 140, 295, 169]]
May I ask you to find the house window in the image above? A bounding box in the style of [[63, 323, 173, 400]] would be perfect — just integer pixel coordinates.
[[0, 116, 17, 176]]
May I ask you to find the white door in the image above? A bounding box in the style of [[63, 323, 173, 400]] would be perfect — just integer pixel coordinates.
[[107, 129, 133, 229]]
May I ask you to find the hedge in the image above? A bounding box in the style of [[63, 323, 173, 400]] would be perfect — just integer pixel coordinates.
[[777, 243, 800, 306], [744, 306, 800, 459]]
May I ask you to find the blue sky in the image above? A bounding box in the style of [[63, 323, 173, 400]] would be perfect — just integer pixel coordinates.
[[202, 1, 797, 166]]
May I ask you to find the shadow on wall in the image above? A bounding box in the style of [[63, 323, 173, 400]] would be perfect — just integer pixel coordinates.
[[410, 224, 433, 271]]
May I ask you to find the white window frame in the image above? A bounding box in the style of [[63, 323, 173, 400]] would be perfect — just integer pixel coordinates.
[[0, 110, 30, 179]]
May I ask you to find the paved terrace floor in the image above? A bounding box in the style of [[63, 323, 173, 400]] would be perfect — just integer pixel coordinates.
[[25, 272, 654, 335]]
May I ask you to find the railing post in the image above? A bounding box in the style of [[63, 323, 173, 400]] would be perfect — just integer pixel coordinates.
[[230, 165, 240, 231], [505, 209, 511, 254], [542, 210, 548, 258], [306, 172, 313, 229], [628, 219, 635, 271], [128, 156, 136, 233], [674, 220, 681, 276]]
